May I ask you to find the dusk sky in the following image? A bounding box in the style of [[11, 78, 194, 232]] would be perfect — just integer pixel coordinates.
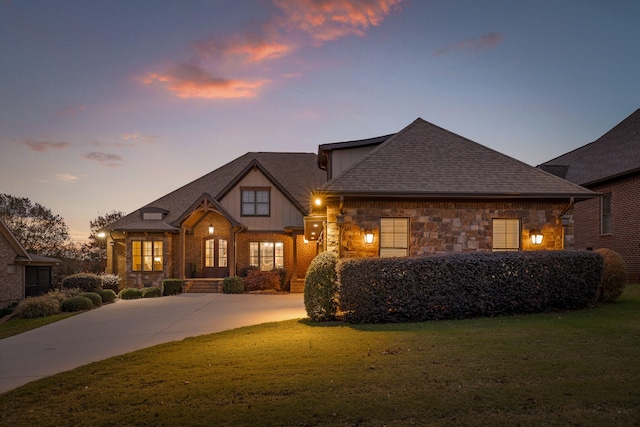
[[1, 0, 639, 242]]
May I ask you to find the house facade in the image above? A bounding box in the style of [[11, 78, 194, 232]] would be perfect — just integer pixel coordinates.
[[306, 118, 597, 260], [540, 109, 640, 282], [105, 153, 326, 292], [0, 217, 61, 307]]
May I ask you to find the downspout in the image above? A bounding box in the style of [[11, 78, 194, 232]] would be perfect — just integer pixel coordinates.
[[559, 197, 575, 250]]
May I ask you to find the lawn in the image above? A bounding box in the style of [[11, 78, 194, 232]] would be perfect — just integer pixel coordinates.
[[1, 285, 639, 426]]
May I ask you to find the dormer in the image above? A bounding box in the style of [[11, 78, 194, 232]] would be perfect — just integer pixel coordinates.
[[140, 207, 169, 221]]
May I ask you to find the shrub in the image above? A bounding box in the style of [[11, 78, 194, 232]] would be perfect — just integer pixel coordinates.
[[96, 288, 117, 303], [118, 288, 143, 300], [141, 287, 162, 298], [100, 274, 122, 292], [61, 273, 102, 292], [338, 251, 603, 323], [274, 268, 290, 292], [223, 276, 244, 294], [79, 292, 102, 307], [61, 296, 94, 312], [0, 302, 17, 317], [243, 270, 281, 292], [304, 251, 339, 322], [14, 295, 61, 319], [595, 248, 627, 302], [162, 279, 183, 296], [238, 265, 259, 278]]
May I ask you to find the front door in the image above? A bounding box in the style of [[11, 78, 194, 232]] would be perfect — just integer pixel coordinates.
[[203, 237, 229, 278]]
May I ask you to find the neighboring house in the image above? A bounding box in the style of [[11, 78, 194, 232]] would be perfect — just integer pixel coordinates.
[[0, 217, 61, 307], [104, 152, 326, 292], [306, 118, 597, 260], [540, 109, 640, 282]]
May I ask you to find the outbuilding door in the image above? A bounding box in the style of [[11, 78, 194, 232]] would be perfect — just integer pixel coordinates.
[[203, 237, 229, 278]]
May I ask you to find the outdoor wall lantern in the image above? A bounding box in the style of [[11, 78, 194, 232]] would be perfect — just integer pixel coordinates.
[[208, 224, 215, 235], [529, 229, 543, 245], [364, 229, 374, 244]]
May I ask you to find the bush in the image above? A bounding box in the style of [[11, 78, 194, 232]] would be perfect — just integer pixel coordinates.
[[223, 276, 244, 294], [141, 287, 162, 298], [0, 302, 17, 317], [238, 265, 259, 278], [274, 268, 290, 292], [243, 270, 281, 292], [48, 288, 81, 305], [304, 251, 339, 322], [338, 251, 604, 323], [100, 274, 122, 292], [61, 296, 94, 312], [79, 292, 102, 307], [14, 295, 61, 319], [96, 288, 117, 303], [595, 248, 627, 302], [61, 273, 102, 292], [118, 288, 143, 300], [162, 279, 183, 296]]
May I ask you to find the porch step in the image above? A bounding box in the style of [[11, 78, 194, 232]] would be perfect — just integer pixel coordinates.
[[184, 279, 223, 293], [290, 279, 305, 293]]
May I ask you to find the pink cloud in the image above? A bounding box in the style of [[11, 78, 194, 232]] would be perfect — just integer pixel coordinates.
[[22, 139, 71, 152], [273, 0, 402, 42], [434, 32, 504, 56], [83, 152, 126, 168], [144, 63, 268, 99]]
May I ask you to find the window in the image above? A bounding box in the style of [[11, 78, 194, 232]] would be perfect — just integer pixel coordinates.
[[492, 219, 520, 251], [249, 241, 284, 270], [242, 189, 270, 216], [132, 240, 163, 272], [218, 239, 228, 267], [601, 193, 612, 234], [205, 238, 228, 267], [380, 218, 409, 258], [7, 264, 16, 274]]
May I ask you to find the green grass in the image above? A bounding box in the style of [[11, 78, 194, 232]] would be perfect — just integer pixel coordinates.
[[0, 313, 77, 339], [1, 286, 639, 426]]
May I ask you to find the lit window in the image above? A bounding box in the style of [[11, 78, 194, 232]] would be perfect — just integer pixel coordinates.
[[205, 239, 215, 267], [242, 189, 270, 216], [601, 193, 612, 234], [132, 240, 163, 272], [380, 218, 409, 258], [219, 239, 228, 267], [249, 241, 284, 270], [492, 219, 520, 251]]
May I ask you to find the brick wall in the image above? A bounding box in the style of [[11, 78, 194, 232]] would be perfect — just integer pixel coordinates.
[[326, 199, 572, 259], [0, 238, 23, 307], [574, 174, 640, 282], [236, 231, 294, 279]]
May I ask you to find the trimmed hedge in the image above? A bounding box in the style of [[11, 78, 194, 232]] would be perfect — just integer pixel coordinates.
[[223, 276, 244, 294], [96, 288, 117, 303], [118, 288, 143, 300], [162, 279, 183, 296], [100, 274, 122, 292], [79, 292, 102, 307], [141, 287, 162, 298], [243, 270, 281, 292], [595, 248, 627, 302], [304, 251, 339, 321], [61, 296, 94, 312], [14, 295, 61, 319], [62, 273, 102, 292], [338, 251, 604, 323]]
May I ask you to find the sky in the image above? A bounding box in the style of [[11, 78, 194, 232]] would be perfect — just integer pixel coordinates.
[[1, 0, 639, 242]]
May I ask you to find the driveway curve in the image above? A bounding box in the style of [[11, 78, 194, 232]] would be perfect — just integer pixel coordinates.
[[0, 293, 306, 394]]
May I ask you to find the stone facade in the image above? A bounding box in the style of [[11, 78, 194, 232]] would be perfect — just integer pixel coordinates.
[[325, 199, 573, 259], [573, 174, 640, 282], [0, 237, 23, 307]]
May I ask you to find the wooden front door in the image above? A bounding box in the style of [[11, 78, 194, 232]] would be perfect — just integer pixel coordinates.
[[203, 237, 229, 278]]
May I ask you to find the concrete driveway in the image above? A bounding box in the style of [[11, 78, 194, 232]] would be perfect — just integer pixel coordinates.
[[0, 293, 306, 394]]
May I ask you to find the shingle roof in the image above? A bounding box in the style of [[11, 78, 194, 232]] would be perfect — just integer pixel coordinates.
[[319, 118, 596, 199], [109, 152, 326, 232], [540, 109, 640, 186]]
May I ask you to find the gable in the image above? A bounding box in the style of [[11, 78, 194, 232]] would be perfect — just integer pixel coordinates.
[[320, 118, 596, 199], [0, 217, 29, 260]]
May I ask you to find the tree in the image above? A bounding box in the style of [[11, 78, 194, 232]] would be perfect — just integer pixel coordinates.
[[0, 193, 70, 256], [86, 210, 125, 272]]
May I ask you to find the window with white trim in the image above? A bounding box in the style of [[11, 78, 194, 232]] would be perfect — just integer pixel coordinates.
[[492, 219, 520, 251], [601, 193, 612, 234], [380, 218, 409, 258], [249, 241, 284, 270]]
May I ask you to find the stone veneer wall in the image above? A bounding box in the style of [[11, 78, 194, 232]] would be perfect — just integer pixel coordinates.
[[0, 238, 23, 307], [325, 199, 573, 259]]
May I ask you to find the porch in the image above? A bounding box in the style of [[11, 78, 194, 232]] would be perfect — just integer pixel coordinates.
[[183, 278, 224, 293]]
